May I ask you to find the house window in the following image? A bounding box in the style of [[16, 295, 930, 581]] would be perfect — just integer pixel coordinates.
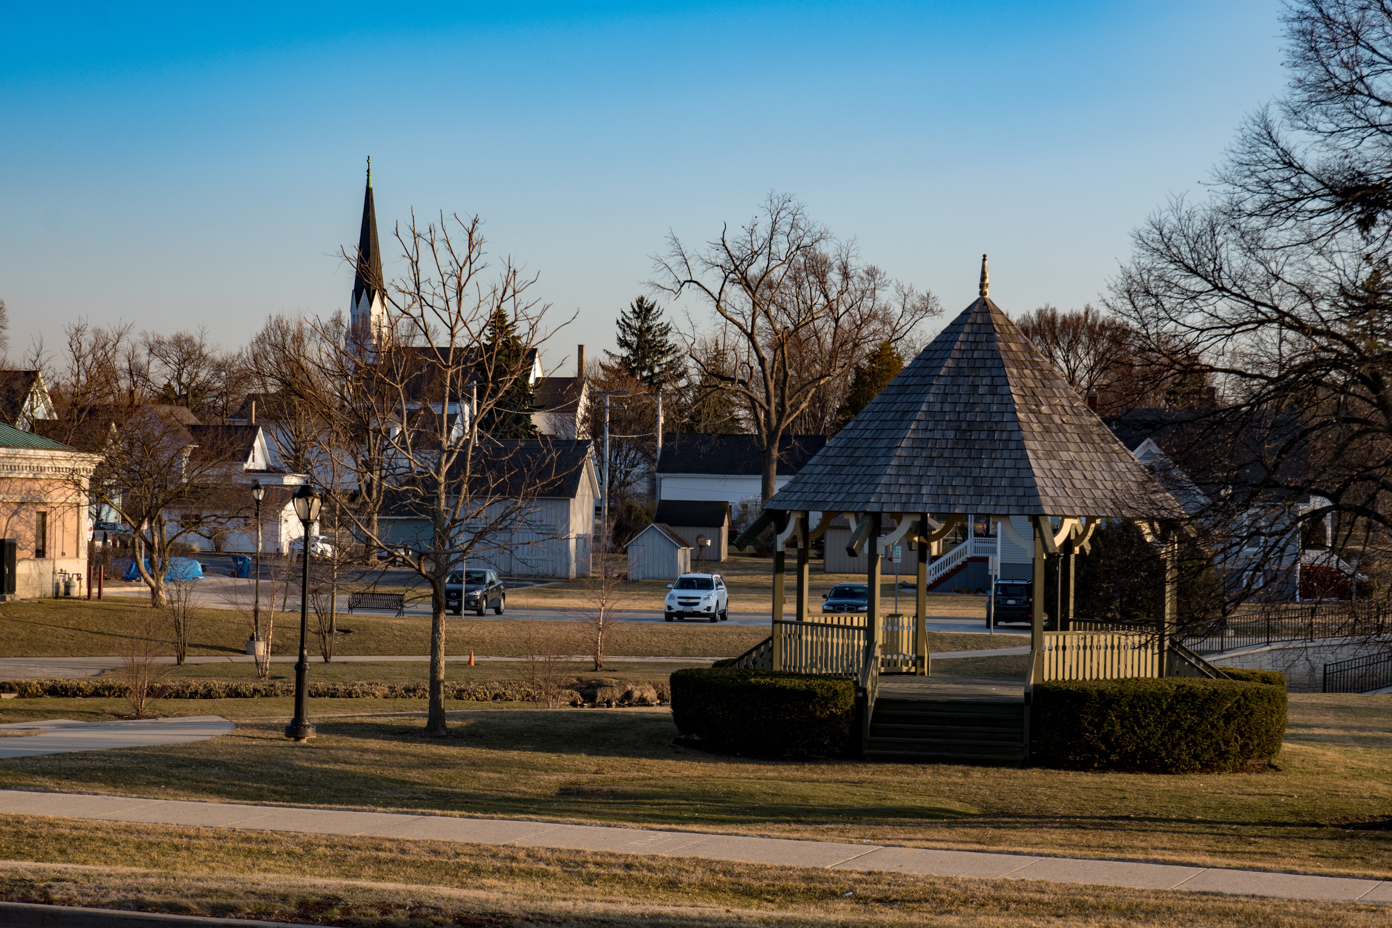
[[34, 511, 47, 559]]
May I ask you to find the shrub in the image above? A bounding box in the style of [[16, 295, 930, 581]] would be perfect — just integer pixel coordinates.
[[1216, 667, 1287, 687], [670, 667, 856, 758], [1032, 676, 1287, 773]]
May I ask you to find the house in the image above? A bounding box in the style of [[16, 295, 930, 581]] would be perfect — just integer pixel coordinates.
[[821, 513, 1014, 589], [0, 371, 56, 432], [1106, 408, 1326, 601], [626, 522, 691, 580], [0, 422, 102, 599], [377, 439, 598, 579], [531, 345, 589, 438], [653, 499, 729, 563], [655, 433, 827, 520]]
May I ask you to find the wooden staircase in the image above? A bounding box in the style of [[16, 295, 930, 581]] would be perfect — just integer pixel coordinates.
[[864, 697, 1027, 766]]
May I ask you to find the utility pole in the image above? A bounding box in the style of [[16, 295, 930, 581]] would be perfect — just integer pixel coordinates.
[[602, 392, 611, 552]]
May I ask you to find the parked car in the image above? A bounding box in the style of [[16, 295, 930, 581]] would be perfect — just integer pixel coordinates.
[[89, 521, 131, 545], [991, 580, 1032, 625], [376, 545, 410, 566], [289, 534, 335, 558], [446, 568, 505, 616], [822, 582, 869, 613], [664, 573, 729, 622]]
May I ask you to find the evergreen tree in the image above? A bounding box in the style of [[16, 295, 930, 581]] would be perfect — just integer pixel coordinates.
[[605, 296, 684, 388], [480, 306, 538, 438], [682, 343, 741, 433], [835, 340, 903, 430]]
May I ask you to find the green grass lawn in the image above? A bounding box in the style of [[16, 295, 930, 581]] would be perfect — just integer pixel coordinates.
[[0, 693, 1389, 879]]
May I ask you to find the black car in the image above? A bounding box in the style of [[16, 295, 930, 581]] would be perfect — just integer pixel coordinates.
[[990, 580, 1032, 625], [822, 583, 869, 613], [446, 569, 505, 616]]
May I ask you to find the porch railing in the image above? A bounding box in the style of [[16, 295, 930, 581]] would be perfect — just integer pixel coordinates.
[[1076, 602, 1392, 655], [800, 612, 916, 673], [1039, 631, 1161, 682]]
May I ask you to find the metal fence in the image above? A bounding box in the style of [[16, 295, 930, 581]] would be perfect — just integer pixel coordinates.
[[1076, 603, 1392, 655], [1323, 650, 1392, 694]]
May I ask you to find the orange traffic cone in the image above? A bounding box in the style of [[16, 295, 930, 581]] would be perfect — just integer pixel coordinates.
[[469, 652, 475, 667]]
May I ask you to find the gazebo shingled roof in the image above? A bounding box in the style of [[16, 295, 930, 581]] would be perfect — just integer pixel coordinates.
[[767, 290, 1181, 519]]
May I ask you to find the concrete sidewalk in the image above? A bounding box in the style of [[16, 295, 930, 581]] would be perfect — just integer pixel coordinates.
[[0, 789, 1386, 903], [0, 717, 234, 758]]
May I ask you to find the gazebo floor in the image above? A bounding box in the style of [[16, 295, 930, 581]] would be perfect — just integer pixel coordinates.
[[878, 673, 1025, 703]]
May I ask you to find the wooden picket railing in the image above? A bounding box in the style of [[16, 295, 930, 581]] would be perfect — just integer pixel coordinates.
[[803, 612, 917, 673], [1038, 631, 1162, 682], [773, 617, 866, 677]]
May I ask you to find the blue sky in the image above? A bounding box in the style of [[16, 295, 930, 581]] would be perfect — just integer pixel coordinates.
[[0, 1, 1285, 374]]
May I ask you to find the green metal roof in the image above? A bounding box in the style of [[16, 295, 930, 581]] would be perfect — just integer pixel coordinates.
[[0, 421, 80, 452]]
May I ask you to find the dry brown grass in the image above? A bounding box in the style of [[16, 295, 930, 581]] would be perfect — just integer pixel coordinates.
[[1, 694, 1391, 879], [0, 819, 1383, 927]]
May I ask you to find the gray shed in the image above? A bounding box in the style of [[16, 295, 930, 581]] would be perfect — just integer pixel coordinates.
[[654, 499, 730, 563], [626, 522, 691, 581]]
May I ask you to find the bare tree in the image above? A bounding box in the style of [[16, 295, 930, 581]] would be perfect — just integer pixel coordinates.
[[299, 210, 578, 735], [1108, 0, 1392, 597], [654, 193, 939, 502], [581, 552, 625, 671], [85, 405, 240, 606], [161, 579, 199, 666], [119, 605, 169, 719]]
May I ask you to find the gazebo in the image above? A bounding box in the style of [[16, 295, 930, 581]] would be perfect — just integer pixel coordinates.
[[733, 259, 1194, 758]]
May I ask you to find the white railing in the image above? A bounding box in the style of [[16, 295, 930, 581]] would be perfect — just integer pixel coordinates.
[[1039, 631, 1161, 682], [807, 612, 916, 673], [927, 540, 970, 585], [971, 537, 1000, 557], [774, 617, 866, 677]]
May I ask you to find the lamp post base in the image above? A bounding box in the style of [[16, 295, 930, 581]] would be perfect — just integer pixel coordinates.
[[284, 721, 316, 741]]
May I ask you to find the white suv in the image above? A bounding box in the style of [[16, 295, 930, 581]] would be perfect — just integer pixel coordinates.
[[664, 573, 729, 623]]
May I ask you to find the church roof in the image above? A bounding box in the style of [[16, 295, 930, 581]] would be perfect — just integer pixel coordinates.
[[352, 158, 384, 310], [767, 271, 1180, 518]]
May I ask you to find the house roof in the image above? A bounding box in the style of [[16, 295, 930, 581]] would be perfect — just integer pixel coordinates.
[[0, 371, 49, 428], [766, 289, 1181, 518], [534, 375, 583, 412], [1105, 408, 1308, 505], [655, 499, 730, 526], [381, 439, 597, 517], [188, 424, 259, 465], [627, 522, 691, 550], [0, 420, 78, 452], [657, 433, 827, 476]]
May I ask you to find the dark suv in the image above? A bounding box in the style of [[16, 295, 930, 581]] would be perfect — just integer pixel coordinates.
[[446, 569, 505, 616], [990, 580, 1032, 625]]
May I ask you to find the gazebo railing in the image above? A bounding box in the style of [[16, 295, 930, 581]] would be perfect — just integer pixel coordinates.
[[773, 617, 866, 677], [798, 612, 916, 673], [1039, 631, 1161, 682]]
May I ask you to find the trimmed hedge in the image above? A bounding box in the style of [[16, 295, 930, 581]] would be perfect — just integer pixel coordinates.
[[0, 678, 670, 706], [1217, 667, 1287, 687], [1032, 676, 1287, 773], [670, 668, 856, 758]]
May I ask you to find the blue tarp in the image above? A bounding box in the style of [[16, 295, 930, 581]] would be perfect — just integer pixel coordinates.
[[121, 557, 204, 582], [230, 555, 251, 578]]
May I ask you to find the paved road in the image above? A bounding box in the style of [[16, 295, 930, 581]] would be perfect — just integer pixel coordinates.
[[0, 788, 1385, 904]]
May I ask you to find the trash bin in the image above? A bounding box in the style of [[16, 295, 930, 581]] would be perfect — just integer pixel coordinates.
[[230, 555, 251, 579]]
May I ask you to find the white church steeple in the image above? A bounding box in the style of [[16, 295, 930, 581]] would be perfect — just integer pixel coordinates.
[[349, 157, 387, 354]]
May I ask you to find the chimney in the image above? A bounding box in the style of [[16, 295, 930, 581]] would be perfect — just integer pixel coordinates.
[[577, 344, 586, 379], [249, 399, 257, 426], [1086, 392, 1098, 413], [1205, 386, 1217, 408]]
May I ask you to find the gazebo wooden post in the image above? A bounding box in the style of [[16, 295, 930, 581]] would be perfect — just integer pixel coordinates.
[[1160, 531, 1178, 677], [1059, 533, 1076, 632], [915, 514, 929, 675], [794, 512, 810, 623], [1031, 516, 1048, 683], [770, 512, 789, 672], [865, 512, 883, 670]]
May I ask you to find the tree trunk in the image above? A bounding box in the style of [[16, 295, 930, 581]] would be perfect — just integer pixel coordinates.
[[761, 442, 780, 505], [425, 583, 448, 735]]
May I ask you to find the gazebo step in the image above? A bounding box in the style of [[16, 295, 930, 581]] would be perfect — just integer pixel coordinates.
[[870, 724, 1023, 742], [866, 735, 1024, 754]]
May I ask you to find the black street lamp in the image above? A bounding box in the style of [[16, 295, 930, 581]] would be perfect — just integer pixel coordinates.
[[286, 484, 322, 742], [250, 480, 264, 650]]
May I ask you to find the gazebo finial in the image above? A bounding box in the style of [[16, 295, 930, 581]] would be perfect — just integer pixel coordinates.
[[979, 254, 989, 298]]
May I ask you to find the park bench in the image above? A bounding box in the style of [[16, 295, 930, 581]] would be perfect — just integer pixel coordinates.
[[346, 591, 405, 616]]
